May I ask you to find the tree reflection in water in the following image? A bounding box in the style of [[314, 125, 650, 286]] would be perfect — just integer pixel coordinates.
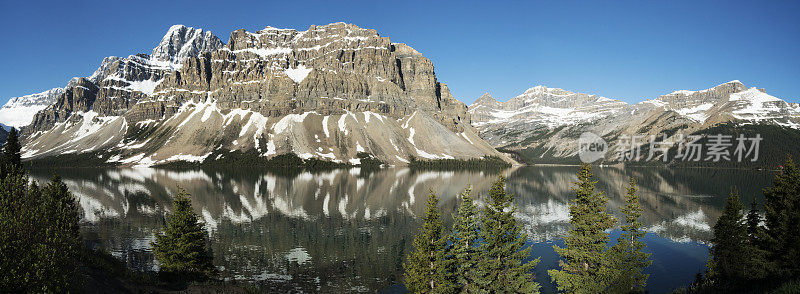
[[29, 166, 775, 292]]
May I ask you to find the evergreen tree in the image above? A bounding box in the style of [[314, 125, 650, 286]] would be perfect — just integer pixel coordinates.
[[0, 168, 81, 292], [707, 190, 749, 285], [762, 156, 800, 278], [152, 188, 216, 280], [404, 190, 455, 293], [746, 198, 762, 239], [39, 174, 82, 288], [2, 128, 21, 167], [449, 186, 481, 292], [607, 177, 652, 293], [744, 197, 769, 280], [548, 164, 615, 294], [474, 176, 540, 293]]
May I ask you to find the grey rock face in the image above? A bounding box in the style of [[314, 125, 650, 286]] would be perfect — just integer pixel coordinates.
[[21, 23, 511, 166], [151, 25, 224, 65], [24, 25, 225, 133], [29, 78, 99, 133]]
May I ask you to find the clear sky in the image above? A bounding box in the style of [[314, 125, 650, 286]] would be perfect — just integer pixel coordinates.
[[1, 0, 798, 105]]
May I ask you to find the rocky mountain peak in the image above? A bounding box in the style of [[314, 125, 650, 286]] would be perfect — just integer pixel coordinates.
[[473, 93, 498, 105], [151, 24, 224, 65], [664, 80, 747, 98], [19, 22, 509, 166], [522, 85, 553, 94]]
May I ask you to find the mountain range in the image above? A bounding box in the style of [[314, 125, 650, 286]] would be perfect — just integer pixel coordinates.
[[3, 22, 799, 167], [469, 81, 800, 164], [2, 23, 506, 166]]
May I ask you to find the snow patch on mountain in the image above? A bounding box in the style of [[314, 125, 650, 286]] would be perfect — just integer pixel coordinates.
[[284, 65, 313, 83], [0, 88, 63, 128], [674, 103, 714, 123]]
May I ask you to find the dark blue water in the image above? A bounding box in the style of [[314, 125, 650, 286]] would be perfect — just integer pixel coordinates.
[[29, 166, 773, 293]]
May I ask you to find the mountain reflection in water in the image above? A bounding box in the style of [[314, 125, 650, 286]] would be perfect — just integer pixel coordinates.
[[29, 166, 775, 293]]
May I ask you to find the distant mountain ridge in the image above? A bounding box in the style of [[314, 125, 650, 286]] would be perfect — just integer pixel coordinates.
[[0, 88, 64, 129], [469, 80, 800, 164], [12, 23, 509, 166]]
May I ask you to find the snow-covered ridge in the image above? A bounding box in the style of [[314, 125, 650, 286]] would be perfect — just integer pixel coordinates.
[[666, 80, 743, 96], [468, 86, 627, 128], [645, 81, 798, 125], [470, 80, 800, 155], [0, 88, 64, 128], [0, 24, 224, 130]]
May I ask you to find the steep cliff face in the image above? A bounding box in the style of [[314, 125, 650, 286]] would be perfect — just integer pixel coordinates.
[[21, 23, 509, 166], [151, 25, 224, 65], [470, 81, 800, 162]]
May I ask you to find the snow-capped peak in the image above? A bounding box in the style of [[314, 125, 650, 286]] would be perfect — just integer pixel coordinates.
[[667, 80, 746, 96], [0, 88, 64, 128], [260, 26, 294, 31], [151, 24, 224, 65], [522, 85, 556, 94]]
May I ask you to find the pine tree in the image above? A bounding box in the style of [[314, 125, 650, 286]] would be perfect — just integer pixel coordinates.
[[707, 190, 749, 286], [474, 175, 540, 293], [449, 186, 481, 292], [607, 177, 652, 293], [0, 168, 81, 292], [744, 197, 769, 280], [39, 174, 82, 290], [548, 164, 615, 294], [1, 127, 22, 177], [152, 188, 216, 280], [762, 156, 800, 277], [404, 190, 455, 293], [746, 198, 762, 239], [0, 165, 37, 292]]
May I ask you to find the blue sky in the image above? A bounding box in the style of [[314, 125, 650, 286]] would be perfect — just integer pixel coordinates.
[[1, 0, 798, 105]]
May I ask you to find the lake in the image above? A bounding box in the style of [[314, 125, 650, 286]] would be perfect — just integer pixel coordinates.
[[28, 166, 776, 293]]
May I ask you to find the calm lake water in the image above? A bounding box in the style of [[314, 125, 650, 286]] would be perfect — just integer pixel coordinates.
[[29, 166, 776, 293]]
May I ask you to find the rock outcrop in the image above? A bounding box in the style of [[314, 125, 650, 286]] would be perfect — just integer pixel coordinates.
[[20, 23, 511, 166]]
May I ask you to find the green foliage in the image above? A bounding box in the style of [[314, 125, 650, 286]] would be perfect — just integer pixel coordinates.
[[408, 155, 512, 171], [762, 156, 800, 278], [667, 123, 800, 169], [356, 152, 383, 168], [403, 190, 455, 293], [1, 127, 21, 169], [449, 186, 481, 292], [606, 177, 652, 293], [495, 147, 529, 165], [0, 168, 82, 292], [690, 156, 800, 292], [474, 176, 540, 293], [770, 279, 800, 294], [24, 151, 119, 168], [745, 197, 770, 280], [548, 164, 616, 294], [196, 149, 353, 170], [707, 191, 750, 285], [152, 189, 216, 280]]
